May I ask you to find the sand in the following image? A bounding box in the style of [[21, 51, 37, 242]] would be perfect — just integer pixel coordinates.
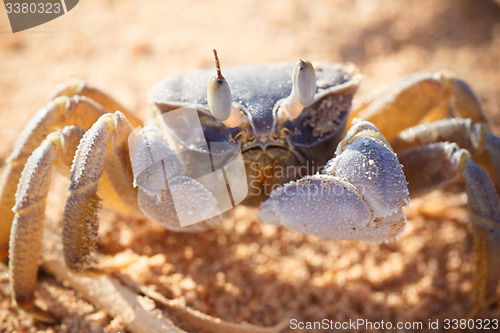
[[0, 0, 499, 332]]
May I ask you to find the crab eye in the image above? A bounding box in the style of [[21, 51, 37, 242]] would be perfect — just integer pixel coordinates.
[[294, 59, 316, 106], [207, 49, 232, 121], [279, 59, 317, 120]]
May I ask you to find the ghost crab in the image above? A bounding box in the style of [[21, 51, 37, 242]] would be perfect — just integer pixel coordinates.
[[0, 50, 499, 329]]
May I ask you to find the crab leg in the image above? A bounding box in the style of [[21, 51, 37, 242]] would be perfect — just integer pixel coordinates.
[[397, 142, 500, 313], [0, 96, 109, 260], [350, 71, 488, 141], [9, 110, 138, 322], [484, 131, 500, 188], [390, 118, 483, 153], [397, 142, 468, 197], [9, 126, 85, 322], [0, 79, 142, 260], [259, 119, 410, 243], [62, 112, 139, 271], [391, 118, 500, 188], [50, 79, 142, 127], [462, 159, 500, 316]]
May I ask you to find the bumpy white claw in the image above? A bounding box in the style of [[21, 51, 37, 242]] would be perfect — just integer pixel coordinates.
[[129, 125, 184, 197], [130, 125, 222, 231], [328, 118, 409, 220], [259, 119, 409, 243]]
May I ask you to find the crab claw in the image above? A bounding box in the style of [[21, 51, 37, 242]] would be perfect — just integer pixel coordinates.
[[128, 125, 222, 231], [259, 119, 410, 243]]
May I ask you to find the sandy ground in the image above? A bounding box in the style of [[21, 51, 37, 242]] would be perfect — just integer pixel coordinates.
[[0, 0, 499, 332]]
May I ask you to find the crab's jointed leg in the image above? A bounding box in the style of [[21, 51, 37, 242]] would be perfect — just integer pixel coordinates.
[[259, 119, 410, 243], [266, 65, 500, 308], [392, 118, 500, 189], [8, 108, 139, 322], [0, 96, 100, 258], [350, 71, 488, 141], [462, 159, 500, 316], [62, 112, 139, 271], [1, 82, 141, 260], [51, 79, 142, 127], [394, 123, 500, 314], [349, 71, 500, 313], [8, 126, 85, 322]]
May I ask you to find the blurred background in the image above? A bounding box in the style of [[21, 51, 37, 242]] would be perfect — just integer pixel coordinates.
[[0, 0, 499, 332]]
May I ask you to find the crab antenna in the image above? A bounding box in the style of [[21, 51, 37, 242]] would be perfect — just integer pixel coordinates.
[[207, 49, 233, 122], [280, 59, 317, 120]]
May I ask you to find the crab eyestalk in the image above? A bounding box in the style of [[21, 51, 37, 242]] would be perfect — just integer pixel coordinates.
[[280, 59, 317, 120], [207, 50, 233, 121]]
